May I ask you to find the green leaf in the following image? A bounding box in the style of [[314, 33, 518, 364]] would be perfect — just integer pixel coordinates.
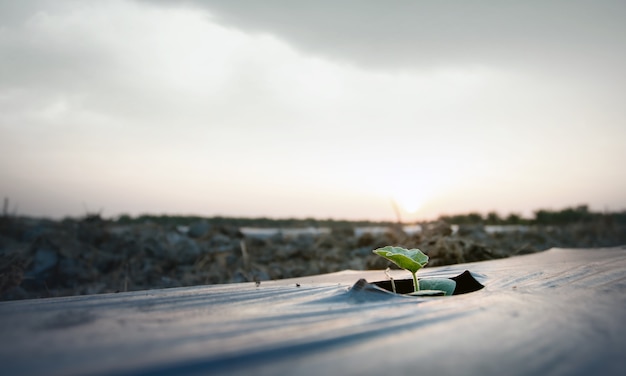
[[418, 278, 456, 296], [372, 246, 429, 274]]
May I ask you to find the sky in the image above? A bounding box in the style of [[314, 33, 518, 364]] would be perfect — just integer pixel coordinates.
[[1, 0, 625, 222]]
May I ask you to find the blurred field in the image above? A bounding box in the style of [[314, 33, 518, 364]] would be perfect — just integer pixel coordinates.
[[1, 206, 625, 300]]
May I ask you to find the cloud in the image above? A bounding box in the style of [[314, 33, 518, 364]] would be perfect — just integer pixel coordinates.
[[145, 0, 626, 72]]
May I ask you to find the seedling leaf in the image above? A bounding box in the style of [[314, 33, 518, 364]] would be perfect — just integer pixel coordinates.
[[372, 246, 428, 274], [373, 246, 429, 292], [418, 278, 456, 296]]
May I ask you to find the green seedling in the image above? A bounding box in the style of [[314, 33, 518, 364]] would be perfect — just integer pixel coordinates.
[[372, 246, 455, 296], [373, 246, 428, 292]]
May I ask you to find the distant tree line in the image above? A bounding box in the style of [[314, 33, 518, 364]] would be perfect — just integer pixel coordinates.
[[114, 214, 396, 229], [438, 205, 626, 226], [108, 205, 625, 227]]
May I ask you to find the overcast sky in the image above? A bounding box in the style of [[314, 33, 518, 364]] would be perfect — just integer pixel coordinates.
[[1, 0, 625, 221]]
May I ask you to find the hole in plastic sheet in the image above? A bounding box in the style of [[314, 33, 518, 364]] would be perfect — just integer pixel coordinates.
[[371, 270, 484, 295]]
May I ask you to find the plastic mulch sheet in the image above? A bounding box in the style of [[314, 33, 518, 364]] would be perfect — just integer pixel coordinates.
[[1, 247, 625, 375]]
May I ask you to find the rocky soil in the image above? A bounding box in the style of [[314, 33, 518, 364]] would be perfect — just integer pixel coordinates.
[[1, 215, 624, 301]]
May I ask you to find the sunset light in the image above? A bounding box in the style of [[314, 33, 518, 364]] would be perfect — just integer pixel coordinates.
[[393, 192, 423, 215]]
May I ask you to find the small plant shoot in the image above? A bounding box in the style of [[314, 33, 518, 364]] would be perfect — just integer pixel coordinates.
[[384, 267, 396, 293], [372, 246, 456, 296], [373, 246, 428, 292]]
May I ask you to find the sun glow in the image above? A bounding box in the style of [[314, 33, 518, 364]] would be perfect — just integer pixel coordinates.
[[390, 186, 428, 215], [393, 194, 422, 214]]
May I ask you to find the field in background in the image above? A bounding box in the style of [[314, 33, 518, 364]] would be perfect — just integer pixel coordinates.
[[1, 205, 625, 301]]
